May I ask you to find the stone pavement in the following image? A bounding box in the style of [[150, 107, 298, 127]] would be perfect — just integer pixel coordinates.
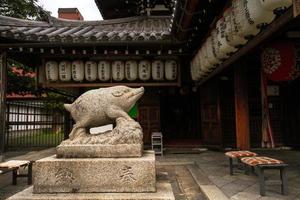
[[1, 148, 300, 200], [157, 149, 300, 200]]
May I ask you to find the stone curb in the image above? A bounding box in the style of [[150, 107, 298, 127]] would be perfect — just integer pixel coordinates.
[[187, 164, 229, 200]]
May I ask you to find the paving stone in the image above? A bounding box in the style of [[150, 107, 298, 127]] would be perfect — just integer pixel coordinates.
[[187, 164, 211, 185], [186, 193, 206, 200], [201, 185, 229, 200], [208, 175, 238, 188], [294, 195, 300, 200], [174, 166, 206, 200], [221, 182, 248, 197], [244, 184, 260, 193], [230, 192, 261, 200], [232, 178, 256, 187], [238, 174, 258, 181]]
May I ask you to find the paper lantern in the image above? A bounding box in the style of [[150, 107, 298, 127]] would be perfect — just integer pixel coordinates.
[[152, 60, 164, 81], [206, 36, 221, 66], [72, 60, 84, 81], [98, 61, 111, 81], [85, 61, 97, 82], [224, 7, 248, 47], [216, 17, 237, 58], [195, 51, 208, 73], [231, 0, 247, 38], [210, 29, 228, 61], [191, 57, 207, 81], [191, 58, 203, 81], [138, 60, 151, 81], [238, 0, 275, 37], [190, 60, 197, 81], [191, 59, 199, 81], [196, 58, 207, 79], [58, 61, 71, 81], [261, 41, 300, 81], [45, 61, 58, 81], [194, 51, 203, 72], [200, 44, 214, 71], [260, 0, 292, 11], [165, 60, 177, 81], [125, 60, 138, 81], [112, 61, 125, 81]]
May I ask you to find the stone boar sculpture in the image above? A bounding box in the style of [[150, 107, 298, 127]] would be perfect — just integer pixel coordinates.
[[64, 86, 144, 140]]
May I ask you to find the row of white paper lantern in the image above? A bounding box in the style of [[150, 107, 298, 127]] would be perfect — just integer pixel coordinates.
[[45, 60, 178, 82], [191, 0, 292, 81]]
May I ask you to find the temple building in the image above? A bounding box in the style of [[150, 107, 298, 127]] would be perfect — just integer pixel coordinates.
[[0, 0, 300, 151]]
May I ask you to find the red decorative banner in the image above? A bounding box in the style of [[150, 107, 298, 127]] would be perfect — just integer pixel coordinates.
[[261, 41, 300, 81]]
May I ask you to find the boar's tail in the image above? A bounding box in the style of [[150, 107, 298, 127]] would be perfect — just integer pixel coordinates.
[[64, 104, 72, 112]]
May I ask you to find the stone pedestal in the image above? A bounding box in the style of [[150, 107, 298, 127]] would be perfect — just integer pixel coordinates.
[[56, 143, 143, 158], [33, 151, 155, 193], [7, 182, 175, 200]]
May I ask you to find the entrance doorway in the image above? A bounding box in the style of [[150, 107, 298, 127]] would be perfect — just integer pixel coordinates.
[[160, 93, 201, 147]]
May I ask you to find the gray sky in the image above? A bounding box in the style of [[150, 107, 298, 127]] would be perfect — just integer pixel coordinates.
[[37, 0, 103, 21]]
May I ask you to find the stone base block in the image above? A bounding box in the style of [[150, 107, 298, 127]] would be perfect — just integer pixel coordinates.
[[33, 151, 155, 193], [56, 143, 143, 158], [7, 182, 175, 200]]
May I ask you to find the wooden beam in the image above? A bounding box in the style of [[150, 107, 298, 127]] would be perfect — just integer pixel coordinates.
[[199, 8, 293, 85], [293, 0, 300, 17], [234, 64, 250, 150], [0, 40, 185, 48], [0, 51, 7, 155], [177, 0, 199, 40], [40, 82, 181, 88]]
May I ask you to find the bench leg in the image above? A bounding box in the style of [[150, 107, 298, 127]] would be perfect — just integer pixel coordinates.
[[257, 167, 266, 196], [244, 163, 250, 175], [12, 169, 17, 185], [280, 167, 287, 195], [27, 162, 33, 185], [229, 158, 233, 175]]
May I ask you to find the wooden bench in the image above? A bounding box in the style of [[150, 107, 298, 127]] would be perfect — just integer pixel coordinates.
[[225, 150, 257, 175], [0, 160, 33, 185], [241, 156, 288, 196]]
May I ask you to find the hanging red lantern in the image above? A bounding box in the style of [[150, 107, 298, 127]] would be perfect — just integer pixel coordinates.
[[261, 41, 300, 81]]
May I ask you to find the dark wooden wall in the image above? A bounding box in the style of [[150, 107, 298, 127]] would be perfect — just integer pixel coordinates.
[[248, 59, 263, 148], [200, 79, 223, 148], [281, 79, 300, 148], [138, 93, 161, 144], [219, 72, 236, 149], [160, 90, 201, 140]]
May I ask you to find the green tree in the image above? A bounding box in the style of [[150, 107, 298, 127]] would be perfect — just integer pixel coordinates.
[[0, 0, 50, 21], [0, 0, 50, 95], [6, 60, 36, 95]]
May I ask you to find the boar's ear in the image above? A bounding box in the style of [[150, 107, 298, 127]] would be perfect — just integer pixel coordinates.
[[112, 90, 124, 97]]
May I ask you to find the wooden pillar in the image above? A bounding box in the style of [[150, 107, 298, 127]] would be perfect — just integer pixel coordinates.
[[234, 65, 250, 150], [0, 51, 7, 158]]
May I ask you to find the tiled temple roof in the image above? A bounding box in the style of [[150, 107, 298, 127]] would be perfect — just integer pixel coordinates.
[[0, 15, 172, 43]]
